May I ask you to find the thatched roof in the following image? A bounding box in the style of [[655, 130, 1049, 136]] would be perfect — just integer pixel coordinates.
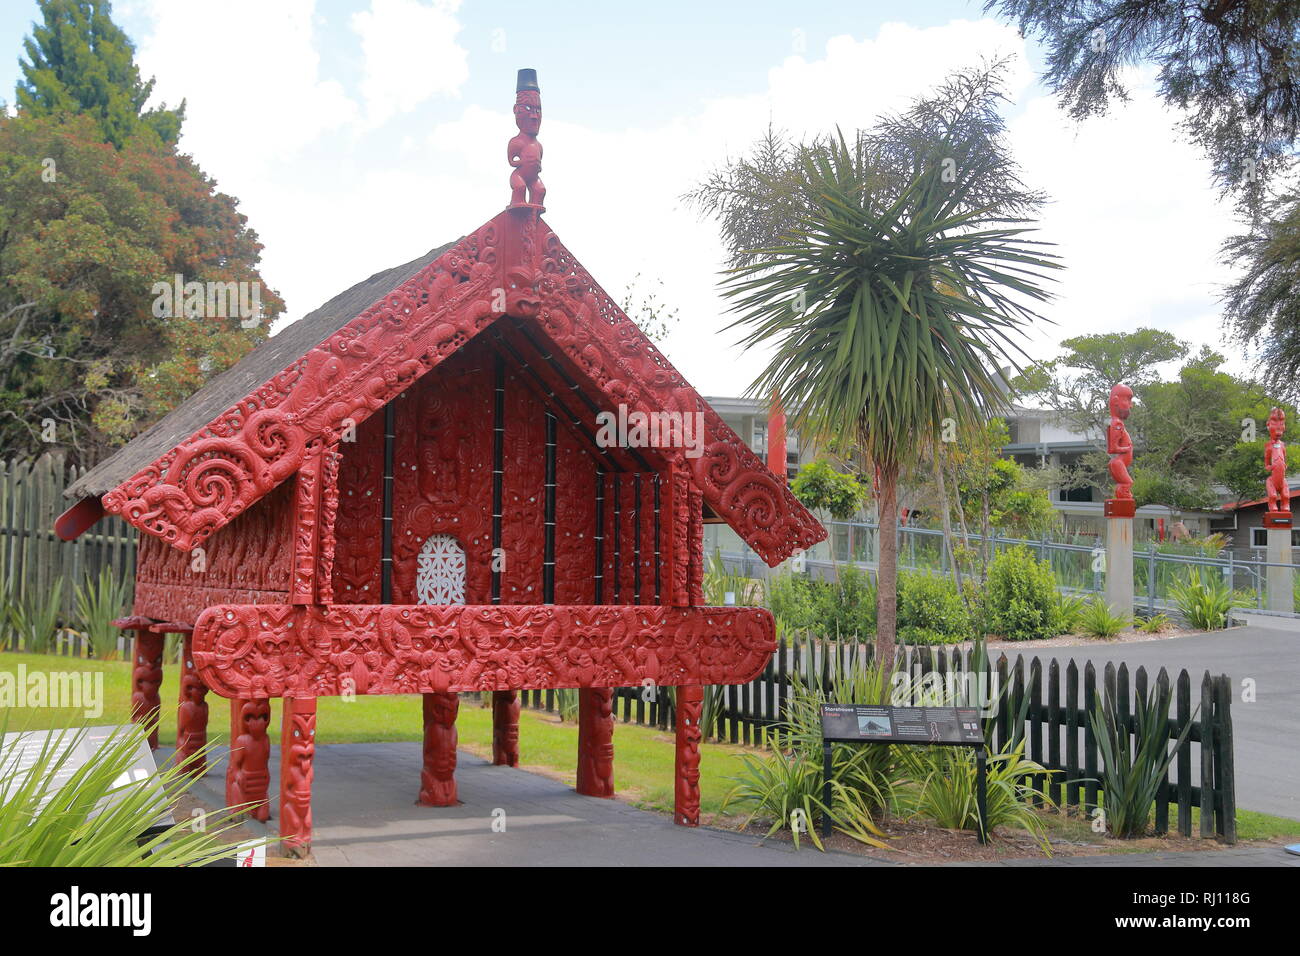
[[66, 240, 458, 499]]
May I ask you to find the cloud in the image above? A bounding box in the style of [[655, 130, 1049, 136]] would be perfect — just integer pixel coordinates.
[[350, 0, 469, 127], [126, 10, 1242, 397], [135, 0, 359, 182]]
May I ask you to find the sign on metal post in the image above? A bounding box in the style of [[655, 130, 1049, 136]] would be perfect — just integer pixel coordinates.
[[820, 705, 989, 843]]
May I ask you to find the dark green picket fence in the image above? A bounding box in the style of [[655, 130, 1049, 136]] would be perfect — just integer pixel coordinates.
[[520, 635, 1237, 842]]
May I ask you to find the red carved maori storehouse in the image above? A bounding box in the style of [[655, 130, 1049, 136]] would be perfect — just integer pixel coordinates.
[[55, 69, 825, 854]]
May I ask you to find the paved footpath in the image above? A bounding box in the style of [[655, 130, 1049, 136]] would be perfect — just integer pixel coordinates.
[[1002, 623, 1300, 821], [179, 743, 1298, 867]]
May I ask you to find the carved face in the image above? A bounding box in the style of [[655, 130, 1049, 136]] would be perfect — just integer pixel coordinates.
[[1109, 383, 1133, 420], [513, 91, 541, 136], [1268, 407, 1286, 442]]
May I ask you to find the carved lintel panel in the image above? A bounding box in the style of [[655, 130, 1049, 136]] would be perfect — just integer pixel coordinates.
[[192, 603, 775, 699]]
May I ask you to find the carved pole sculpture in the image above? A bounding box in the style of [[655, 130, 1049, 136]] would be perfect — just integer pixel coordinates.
[[418, 691, 460, 806], [768, 391, 787, 484], [279, 697, 317, 856], [674, 684, 703, 826], [507, 68, 545, 209], [158, 622, 208, 775], [116, 616, 162, 750], [1104, 383, 1136, 618], [575, 687, 615, 798], [226, 697, 272, 821], [491, 690, 520, 766], [1264, 407, 1292, 612], [1265, 407, 1291, 520]]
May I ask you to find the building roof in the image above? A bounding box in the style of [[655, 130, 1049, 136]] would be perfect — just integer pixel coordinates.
[[67, 212, 824, 567], [66, 241, 456, 499]]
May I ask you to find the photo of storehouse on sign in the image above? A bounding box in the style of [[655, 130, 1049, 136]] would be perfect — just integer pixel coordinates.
[[51, 69, 826, 857]]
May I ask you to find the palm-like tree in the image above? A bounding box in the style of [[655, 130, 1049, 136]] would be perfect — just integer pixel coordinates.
[[720, 132, 1060, 665]]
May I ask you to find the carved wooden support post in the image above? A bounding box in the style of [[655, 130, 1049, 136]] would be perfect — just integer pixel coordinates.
[[576, 687, 614, 798], [157, 623, 207, 775], [279, 697, 317, 857], [674, 684, 703, 826], [226, 697, 272, 822], [418, 691, 459, 806], [116, 616, 162, 750], [491, 690, 519, 766]]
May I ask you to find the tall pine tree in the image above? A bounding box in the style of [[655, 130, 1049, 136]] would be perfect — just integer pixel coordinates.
[[16, 0, 184, 148]]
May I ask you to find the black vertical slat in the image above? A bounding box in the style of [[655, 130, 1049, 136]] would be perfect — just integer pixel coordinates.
[[652, 474, 662, 605], [381, 401, 396, 603], [1029, 658, 1044, 802], [1215, 675, 1236, 843], [612, 475, 622, 602], [1048, 658, 1061, 806], [491, 354, 505, 604], [1177, 669, 1192, 836], [995, 655, 1010, 753], [1199, 671, 1214, 839], [1084, 661, 1099, 812], [543, 412, 556, 604], [633, 473, 642, 605], [1065, 659, 1079, 809], [593, 469, 605, 604], [1154, 667, 1171, 835]]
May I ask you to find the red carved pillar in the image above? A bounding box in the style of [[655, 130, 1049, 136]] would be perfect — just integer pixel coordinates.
[[117, 616, 162, 750], [226, 697, 272, 822], [418, 692, 459, 806], [674, 685, 703, 826], [491, 690, 520, 766], [575, 687, 615, 798], [279, 697, 317, 857], [167, 625, 208, 775]]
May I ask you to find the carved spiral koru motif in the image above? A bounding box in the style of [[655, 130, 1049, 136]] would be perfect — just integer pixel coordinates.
[[192, 603, 776, 699]]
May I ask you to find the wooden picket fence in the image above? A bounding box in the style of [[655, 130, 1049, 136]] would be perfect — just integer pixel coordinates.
[[0, 453, 137, 637], [522, 635, 1237, 842]]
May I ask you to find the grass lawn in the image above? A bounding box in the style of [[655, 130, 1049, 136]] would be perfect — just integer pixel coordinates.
[[6, 649, 1300, 837]]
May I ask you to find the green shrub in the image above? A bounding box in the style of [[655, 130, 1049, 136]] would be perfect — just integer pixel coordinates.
[[763, 570, 820, 633], [897, 571, 969, 644], [7, 579, 64, 654], [1055, 593, 1087, 633], [981, 546, 1062, 641], [895, 740, 1056, 851], [1079, 598, 1129, 638], [75, 567, 130, 660], [1168, 567, 1249, 630], [1137, 612, 1172, 634], [1091, 682, 1193, 838], [812, 565, 877, 640]]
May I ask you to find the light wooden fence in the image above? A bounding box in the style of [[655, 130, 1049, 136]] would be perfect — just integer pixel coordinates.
[[0, 453, 136, 637]]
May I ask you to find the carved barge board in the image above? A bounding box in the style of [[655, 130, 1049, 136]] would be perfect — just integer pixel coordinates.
[[192, 603, 775, 699]]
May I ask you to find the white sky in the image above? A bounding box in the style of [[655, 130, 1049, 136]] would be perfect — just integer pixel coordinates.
[[11, 1, 1244, 396]]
